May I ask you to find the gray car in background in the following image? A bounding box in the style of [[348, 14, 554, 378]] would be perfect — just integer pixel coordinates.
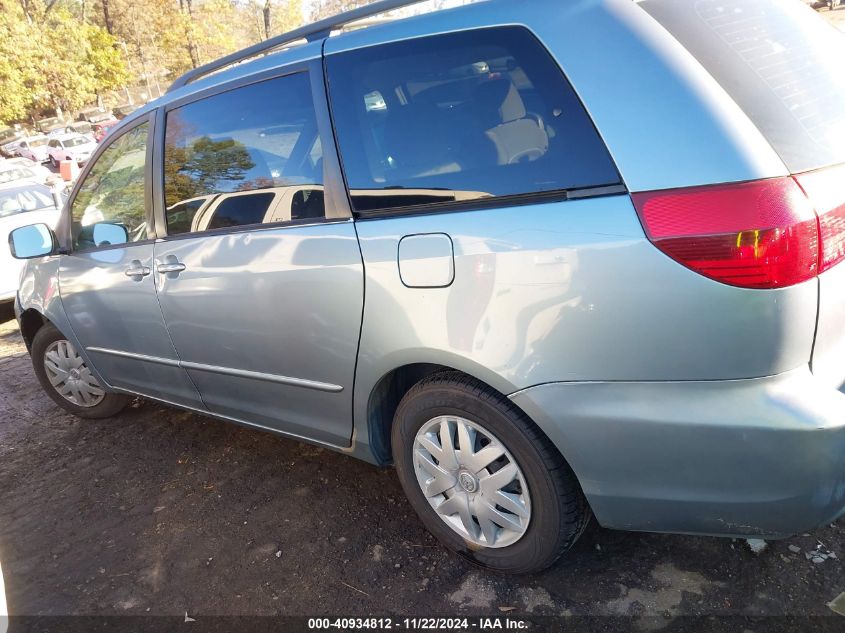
[[7, 0, 845, 573]]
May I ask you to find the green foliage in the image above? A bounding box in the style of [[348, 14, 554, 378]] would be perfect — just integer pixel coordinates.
[[84, 24, 130, 93], [0, 0, 313, 126], [0, 1, 129, 125], [0, 0, 42, 123]]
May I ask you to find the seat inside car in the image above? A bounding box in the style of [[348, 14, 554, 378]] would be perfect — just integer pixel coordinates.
[[381, 76, 549, 180], [466, 78, 549, 166]]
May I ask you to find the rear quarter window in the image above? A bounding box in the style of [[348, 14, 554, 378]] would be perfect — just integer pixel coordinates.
[[326, 26, 620, 214]]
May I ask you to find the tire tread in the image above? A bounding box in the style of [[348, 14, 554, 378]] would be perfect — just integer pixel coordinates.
[[396, 370, 590, 573]]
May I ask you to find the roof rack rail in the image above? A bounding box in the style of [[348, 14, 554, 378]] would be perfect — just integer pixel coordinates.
[[167, 0, 427, 93]]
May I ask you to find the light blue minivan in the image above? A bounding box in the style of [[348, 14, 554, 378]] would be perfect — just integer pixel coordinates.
[[9, 0, 845, 573]]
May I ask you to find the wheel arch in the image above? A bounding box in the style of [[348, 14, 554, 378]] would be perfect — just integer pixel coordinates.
[[363, 362, 576, 478], [365, 362, 449, 465], [19, 308, 50, 351]]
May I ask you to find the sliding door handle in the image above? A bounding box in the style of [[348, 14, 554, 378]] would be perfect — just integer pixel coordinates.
[[157, 262, 186, 274], [124, 260, 151, 279]]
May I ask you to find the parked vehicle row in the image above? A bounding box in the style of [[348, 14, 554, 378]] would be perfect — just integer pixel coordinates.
[[34, 116, 64, 136], [16, 136, 50, 164], [7, 0, 845, 574], [92, 119, 119, 142], [0, 129, 27, 159], [64, 121, 93, 137], [46, 134, 98, 167], [1, 108, 127, 161]]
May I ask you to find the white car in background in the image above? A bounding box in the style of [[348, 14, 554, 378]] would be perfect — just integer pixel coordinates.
[[0, 164, 44, 188], [0, 157, 52, 184], [64, 121, 95, 139], [16, 136, 50, 163], [45, 126, 67, 138], [0, 183, 61, 304], [46, 134, 97, 167], [0, 130, 26, 158]]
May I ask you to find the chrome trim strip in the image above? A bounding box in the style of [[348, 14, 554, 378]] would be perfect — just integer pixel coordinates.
[[86, 347, 181, 367], [566, 184, 628, 199], [85, 346, 343, 393], [181, 361, 343, 392]]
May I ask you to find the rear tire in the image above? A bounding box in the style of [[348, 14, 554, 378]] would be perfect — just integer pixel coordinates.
[[392, 371, 590, 574], [31, 324, 128, 419]]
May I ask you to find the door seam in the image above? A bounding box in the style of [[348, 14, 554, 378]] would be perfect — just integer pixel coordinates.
[[150, 242, 209, 409]]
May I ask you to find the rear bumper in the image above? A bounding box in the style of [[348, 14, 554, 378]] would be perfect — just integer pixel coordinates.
[[510, 366, 845, 538]]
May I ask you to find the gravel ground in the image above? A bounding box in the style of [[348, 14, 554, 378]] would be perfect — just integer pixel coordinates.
[[0, 305, 843, 627]]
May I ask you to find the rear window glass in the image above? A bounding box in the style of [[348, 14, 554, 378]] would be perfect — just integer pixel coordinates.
[[326, 26, 620, 214], [64, 137, 89, 148], [641, 0, 845, 173]]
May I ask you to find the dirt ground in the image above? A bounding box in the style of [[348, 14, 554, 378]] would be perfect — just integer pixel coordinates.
[[0, 305, 843, 628], [822, 4, 845, 31]]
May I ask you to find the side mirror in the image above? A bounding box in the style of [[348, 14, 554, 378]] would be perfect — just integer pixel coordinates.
[[92, 222, 129, 247], [76, 221, 129, 250], [9, 223, 56, 259]]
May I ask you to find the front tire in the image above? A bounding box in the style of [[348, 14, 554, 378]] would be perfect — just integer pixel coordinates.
[[392, 372, 589, 574], [31, 324, 128, 419]]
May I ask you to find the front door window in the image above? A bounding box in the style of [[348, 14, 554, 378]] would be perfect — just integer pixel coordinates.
[[70, 123, 149, 250]]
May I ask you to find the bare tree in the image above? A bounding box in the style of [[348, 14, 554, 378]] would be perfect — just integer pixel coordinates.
[[101, 0, 114, 33], [18, 0, 60, 24], [263, 0, 271, 39], [178, 0, 200, 68]]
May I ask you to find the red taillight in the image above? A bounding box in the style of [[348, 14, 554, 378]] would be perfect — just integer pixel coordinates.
[[632, 178, 819, 289], [795, 164, 845, 274]]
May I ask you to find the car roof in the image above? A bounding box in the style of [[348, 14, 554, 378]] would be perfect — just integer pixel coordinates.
[[113, 0, 492, 128], [109, 0, 795, 192], [54, 133, 89, 142], [0, 181, 49, 193]]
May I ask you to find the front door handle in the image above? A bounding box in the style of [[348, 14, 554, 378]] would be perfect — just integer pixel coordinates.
[[157, 262, 186, 274], [124, 260, 151, 279]]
